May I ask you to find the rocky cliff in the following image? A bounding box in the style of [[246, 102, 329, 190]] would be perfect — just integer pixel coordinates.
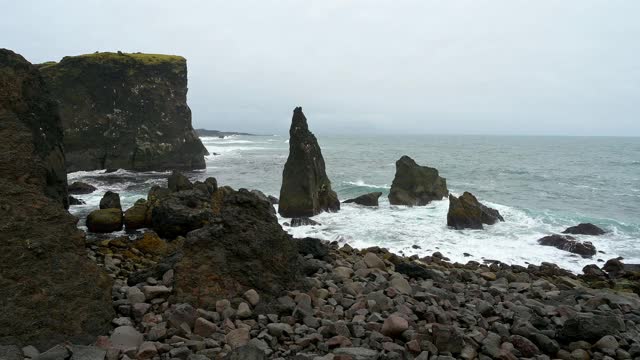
[[0, 49, 68, 208], [279, 107, 340, 217], [0, 49, 114, 349], [39, 52, 208, 172]]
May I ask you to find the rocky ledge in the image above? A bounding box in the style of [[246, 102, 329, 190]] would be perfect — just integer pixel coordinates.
[[38, 52, 208, 172]]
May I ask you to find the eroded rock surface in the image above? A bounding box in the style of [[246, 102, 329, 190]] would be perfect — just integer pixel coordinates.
[[39, 52, 208, 172], [447, 192, 504, 230], [388, 156, 448, 206], [279, 107, 339, 218]]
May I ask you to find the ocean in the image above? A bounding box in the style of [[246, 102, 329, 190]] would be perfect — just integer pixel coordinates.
[[68, 134, 640, 273]]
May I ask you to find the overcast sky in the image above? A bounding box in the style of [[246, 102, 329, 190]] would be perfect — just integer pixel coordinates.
[[3, 1, 640, 136]]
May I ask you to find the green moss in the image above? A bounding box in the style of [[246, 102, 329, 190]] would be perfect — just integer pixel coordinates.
[[73, 52, 184, 65]]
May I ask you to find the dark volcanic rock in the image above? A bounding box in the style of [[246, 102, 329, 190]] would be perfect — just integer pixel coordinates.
[[388, 155, 448, 206], [68, 195, 85, 205], [68, 181, 97, 194], [537, 234, 596, 257], [562, 223, 606, 236], [559, 313, 626, 342], [278, 107, 339, 218], [296, 237, 330, 260], [0, 49, 68, 208], [99, 190, 122, 210], [86, 208, 123, 233], [0, 49, 113, 349], [124, 199, 149, 230], [39, 52, 208, 172], [168, 170, 193, 192], [447, 192, 504, 230], [343, 192, 382, 207], [174, 189, 302, 308], [151, 188, 216, 239], [289, 217, 321, 227]]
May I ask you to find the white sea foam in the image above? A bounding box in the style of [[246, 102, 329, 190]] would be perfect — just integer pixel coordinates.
[[278, 197, 637, 273], [345, 180, 391, 189]]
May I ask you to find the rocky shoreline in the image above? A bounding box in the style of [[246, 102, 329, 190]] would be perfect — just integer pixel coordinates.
[[6, 222, 640, 360], [2, 48, 639, 360]]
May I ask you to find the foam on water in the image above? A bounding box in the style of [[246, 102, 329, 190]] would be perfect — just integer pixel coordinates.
[[67, 134, 640, 273], [279, 194, 640, 273]]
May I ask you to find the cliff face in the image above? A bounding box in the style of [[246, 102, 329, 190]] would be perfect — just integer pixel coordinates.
[[0, 49, 68, 207], [0, 49, 114, 349], [39, 52, 208, 172]]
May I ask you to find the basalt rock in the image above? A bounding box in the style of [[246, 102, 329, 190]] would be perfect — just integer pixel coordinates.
[[288, 217, 321, 227], [344, 192, 382, 207], [124, 199, 149, 230], [537, 234, 597, 257], [278, 107, 339, 218], [388, 156, 448, 206], [562, 223, 606, 236], [174, 189, 302, 308], [150, 188, 216, 239], [0, 49, 113, 349], [86, 208, 124, 233], [447, 192, 504, 230], [68, 181, 96, 195], [100, 190, 122, 210], [168, 170, 193, 192], [39, 52, 208, 172], [69, 195, 85, 205], [0, 49, 68, 208]]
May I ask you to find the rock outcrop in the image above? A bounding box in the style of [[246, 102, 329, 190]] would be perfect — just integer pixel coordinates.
[[0, 49, 68, 208], [562, 223, 606, 236], [388, 156, 448, 206], [174, 189, 302, 308], [278, 107, 339, 218], [0, 49, 113, 349], [68, 181, 96, 194], [343, 192, 382, 207], [39, 52, 208, 172], [447, 192, 504, 230], [538, 234, 597, 257]]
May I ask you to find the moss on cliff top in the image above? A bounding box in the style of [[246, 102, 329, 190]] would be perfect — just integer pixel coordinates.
[[38, 52, 186, 71]]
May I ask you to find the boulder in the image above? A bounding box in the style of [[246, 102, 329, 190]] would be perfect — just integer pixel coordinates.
[[447, 192, 504, 230], [0, 49, 113, 349], [99, 190, 121, 210], [295, 237, 330, 260], [86, 208, 123, 233], [343, 192, 382, 207], [278, 107, 339, 217], [173, 189, 302, 308], [559, 313, 626, 342], [68, 181, 96, 195], [168, 170, 193, 192], [562, 223, 606, 236], [289, 217, 321, 227], [150, 188, 216, 239], [388, 155, 448, 206], [68, 195, 85, 205], [39, 52, 208, 172], [124, 198, 149, 230], [537, 234, 596, 257]]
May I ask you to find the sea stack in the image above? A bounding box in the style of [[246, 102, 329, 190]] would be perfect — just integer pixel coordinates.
[[388, 155, 448, 206], [278, 107, 340, 217], [0, 49, 113, 349], [447, 192, 504, 230], [38, 52, 208, 172]]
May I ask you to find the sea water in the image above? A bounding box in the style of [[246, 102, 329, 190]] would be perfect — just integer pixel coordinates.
[[68, 134, 640, 272]]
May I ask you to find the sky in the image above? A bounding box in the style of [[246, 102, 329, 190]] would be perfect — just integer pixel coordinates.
[[2, 0, 640, 136]]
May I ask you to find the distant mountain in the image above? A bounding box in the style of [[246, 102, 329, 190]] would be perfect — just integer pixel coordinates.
[[195, 128, 256, 137]]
